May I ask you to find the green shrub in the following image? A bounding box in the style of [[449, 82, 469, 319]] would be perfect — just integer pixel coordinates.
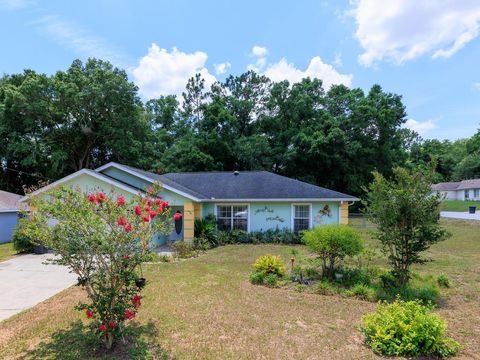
[[361, 299, 460, 357], [253, 255, 286, 277], [314, 281, 337, 296], [303, 224, 363, 278], [437, 274, 451, 288], [336, 267, 373, 287], [249, 271, 266, 285], [142, 251, 171, 263], [376, 282, 440, 304], [194, 216, 217, 249], [171, 241, 198, 259], [264, 274, 279, 287], [12, 217, 35, 253], [346, 284, 376, 301], [215, 229, 302, 246], [294, 284, 307, 292]]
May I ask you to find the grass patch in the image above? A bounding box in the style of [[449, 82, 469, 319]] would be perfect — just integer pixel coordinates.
[[440, 200, 479, 212], [0, 218, 479, 358], [0, 242, 18, 262]]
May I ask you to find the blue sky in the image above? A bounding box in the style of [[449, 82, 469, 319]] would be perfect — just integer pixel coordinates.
[[1, 0, 480, 140]]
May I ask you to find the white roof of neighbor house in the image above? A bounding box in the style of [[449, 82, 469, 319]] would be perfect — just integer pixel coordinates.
[[432, 179, 480, 191], [0, 190, 22, 211], [456, 179, 480, 190]]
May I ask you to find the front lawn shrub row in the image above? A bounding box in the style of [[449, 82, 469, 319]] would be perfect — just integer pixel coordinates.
[[194, 219, 302, 250], [361, 299, 459, 357]]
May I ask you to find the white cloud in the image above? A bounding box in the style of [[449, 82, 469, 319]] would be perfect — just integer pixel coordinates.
[[473, 82, 480, 91], [333, 53, 343, 67], [0, 0, 33, 9], [247, 45, 268, 72], [351, 0, 480, 66], [34, 15, 125, 66], [264, 57, 352, 89], [405, 118, 437, 135], [251, 46, 268, 57], [214, 62, 231, 75], [247, 45, 351, 89], [133, 43, 217, 99]]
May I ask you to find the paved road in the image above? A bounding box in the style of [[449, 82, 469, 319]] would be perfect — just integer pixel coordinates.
[[441, 211, 480, 221], [0, 254, 77, 321]]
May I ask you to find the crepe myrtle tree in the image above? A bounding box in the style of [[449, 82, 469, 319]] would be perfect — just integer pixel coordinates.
[[20, 183, 172, 349], [365, 167, 450, 287]]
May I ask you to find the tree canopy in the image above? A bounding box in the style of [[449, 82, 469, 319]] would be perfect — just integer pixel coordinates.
[[1, 57, 476, 196]]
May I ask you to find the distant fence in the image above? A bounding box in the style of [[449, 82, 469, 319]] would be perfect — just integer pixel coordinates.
[[348, 213, 376, 228]]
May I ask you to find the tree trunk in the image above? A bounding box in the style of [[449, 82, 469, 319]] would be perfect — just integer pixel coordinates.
[[104, 332, 114, 350]]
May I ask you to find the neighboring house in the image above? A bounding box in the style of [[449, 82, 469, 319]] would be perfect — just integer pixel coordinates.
[[23, 162, 359, 244], [432, 179, 480, 201], [0, 190, 22, 243]]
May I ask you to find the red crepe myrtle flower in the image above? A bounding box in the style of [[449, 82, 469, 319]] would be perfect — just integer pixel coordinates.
[[124, 223, 133, 232], [86, 309, 94, 318], [117, 195, 126, 206], [144, 206, 151, 212], [173, 213, 183, 221], [147, 186, 154, 193], [147, 199, 152, 206], [108, 321, 117, 329], [155, 198, 161, 205], [149, 211, 157, 219], [123, 255, 130, 261], [124, 309, 135, 320], [134, 206, 142, 216], [117, 217, 127, 226], [132, 295, 142, 308], [99, 324, 107, 332], [163, 201, 169, 208], [97, 192, 107, 203], [88, 194, 97, 203], [143, 215, 150, 223]]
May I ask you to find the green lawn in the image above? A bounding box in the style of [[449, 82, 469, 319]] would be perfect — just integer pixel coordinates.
[[0, 242, 17, 262], [441, 200, 480, 212], [0, 219, 479, 359]]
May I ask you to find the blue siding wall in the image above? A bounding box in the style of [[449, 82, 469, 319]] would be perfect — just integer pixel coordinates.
[[202, 202, 340, 231], [0, 212, 19, 243]]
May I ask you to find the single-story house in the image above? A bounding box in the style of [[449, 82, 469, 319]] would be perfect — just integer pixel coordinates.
[[432, 179, 480, 201], [23, 162, 359, 244], [0, 190, 22, 243]]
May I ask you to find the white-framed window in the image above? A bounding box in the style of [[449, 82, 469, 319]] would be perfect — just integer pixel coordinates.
[[474, 189, 479, 198], [216, 204, 248, 231], [292, 204, 311, 233]]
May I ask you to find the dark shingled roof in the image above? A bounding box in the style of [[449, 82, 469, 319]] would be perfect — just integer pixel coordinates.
[[119, 164, 357, 201]]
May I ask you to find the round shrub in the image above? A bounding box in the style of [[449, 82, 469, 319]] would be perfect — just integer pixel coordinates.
[[249, 271, 266, 285], [253, 254, 286, 277], [302, 224, 363, 278], [361, 299, 460, 357]]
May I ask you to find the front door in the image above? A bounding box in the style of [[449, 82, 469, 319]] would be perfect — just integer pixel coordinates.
[[169, 206, 184, 241]]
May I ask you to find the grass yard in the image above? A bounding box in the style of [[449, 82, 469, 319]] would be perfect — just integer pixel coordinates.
[[0, 219, 479, 359], [0, 242, 18, 262], [441, 200, 480, 212]]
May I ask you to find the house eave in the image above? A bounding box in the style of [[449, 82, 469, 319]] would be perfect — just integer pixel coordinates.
[[201, 197, 360, 202], [95, 162, 202, 202]]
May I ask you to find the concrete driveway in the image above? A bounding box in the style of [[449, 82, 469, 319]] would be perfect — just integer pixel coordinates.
[[0, 254, 77, 321], [441, 211, 480, 221]]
